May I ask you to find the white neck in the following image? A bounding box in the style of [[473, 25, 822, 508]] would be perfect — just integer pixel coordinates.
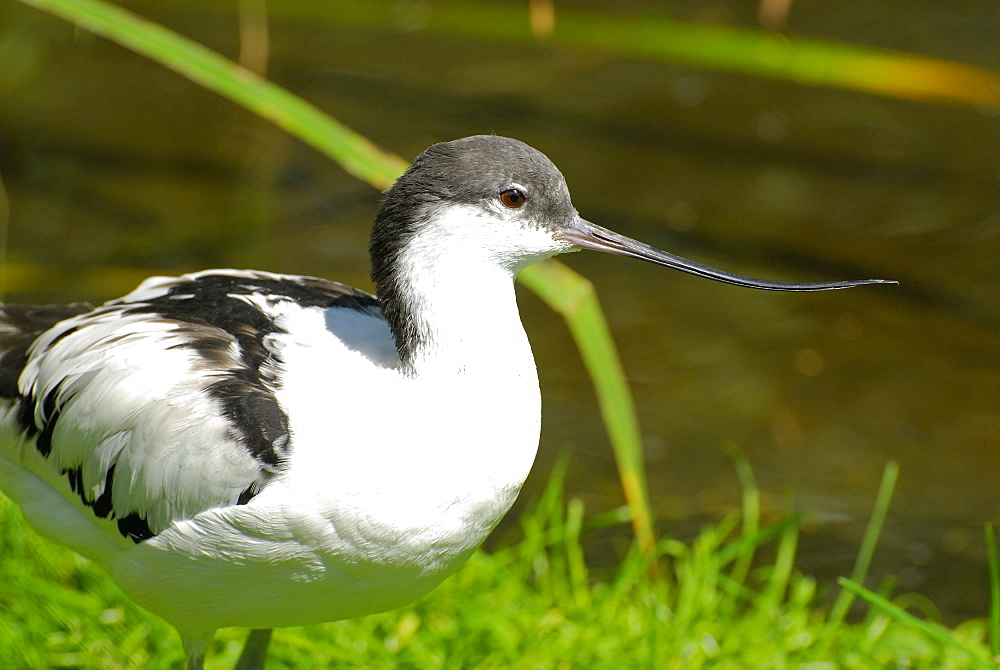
[[352, 232, 542, 514], [400, 259, 531, 379], [387, 203, 557, 379]]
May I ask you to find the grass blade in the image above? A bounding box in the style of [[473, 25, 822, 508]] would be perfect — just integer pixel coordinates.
[[19, 0, 408, 189], [987, 524, 1000, 658], [727, 443, 759, 585], [518, 260, 656, 556], [827, 460, 899, 628], [838, 578, 991, 665], [260, 0, 1000, 110]]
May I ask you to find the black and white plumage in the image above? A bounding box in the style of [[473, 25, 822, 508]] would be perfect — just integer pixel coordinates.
[[0, 135, 892, 669], [3, 272, 386, 540]]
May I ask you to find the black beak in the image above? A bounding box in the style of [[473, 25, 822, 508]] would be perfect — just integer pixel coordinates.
[[555, 217, 896, 291]]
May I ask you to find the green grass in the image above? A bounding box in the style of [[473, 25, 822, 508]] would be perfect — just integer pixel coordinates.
[[1, 461, 993, 669]]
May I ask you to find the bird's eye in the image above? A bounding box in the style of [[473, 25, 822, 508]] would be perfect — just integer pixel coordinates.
[[499, 188, 526, 209]]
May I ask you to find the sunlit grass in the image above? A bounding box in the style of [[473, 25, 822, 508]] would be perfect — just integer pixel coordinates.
[[1, 460, 993, 668]]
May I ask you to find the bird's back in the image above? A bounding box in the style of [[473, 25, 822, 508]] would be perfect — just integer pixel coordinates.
[[0, 269, 395, 559]]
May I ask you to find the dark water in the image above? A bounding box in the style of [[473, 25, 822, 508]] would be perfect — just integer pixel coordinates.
[[1, 1, 997, 622]]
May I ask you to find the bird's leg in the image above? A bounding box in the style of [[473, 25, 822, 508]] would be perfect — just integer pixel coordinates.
[[235, 629, 273, 670]]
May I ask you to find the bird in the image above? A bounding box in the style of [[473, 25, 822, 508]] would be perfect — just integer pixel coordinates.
[[0, 135, 893, 668]]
